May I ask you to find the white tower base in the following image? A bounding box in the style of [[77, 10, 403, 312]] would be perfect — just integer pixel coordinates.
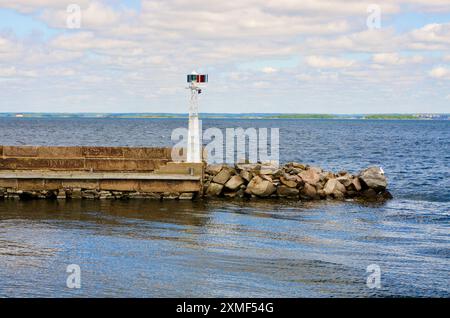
[[187, 115, 201, 163], [186, 80, 202, 163]]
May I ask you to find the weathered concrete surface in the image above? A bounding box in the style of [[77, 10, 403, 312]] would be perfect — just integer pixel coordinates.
[[0, 145, 175, 172], [0, 157, 171, 172], [0, 172, 200, 192], [154, 162, 204, 176], [0, 145, 173, 159], [0, 145, 202, 200]]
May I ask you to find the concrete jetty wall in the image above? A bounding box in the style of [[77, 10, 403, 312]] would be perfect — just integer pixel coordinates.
[[0, 145, 172, 172], [0, 145, 203, 200]]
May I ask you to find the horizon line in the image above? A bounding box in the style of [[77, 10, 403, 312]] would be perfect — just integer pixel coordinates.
[[1, 112, 449, 115]]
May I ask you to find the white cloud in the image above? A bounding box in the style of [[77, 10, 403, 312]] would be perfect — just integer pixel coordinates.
[[409, 23, 450, 50], [306, 55, 354, 68], [261, 67, 277, 74], [39, 1, 132, 29], [372, 53, 424, 65], [0, 66, 37, 77], [264, 0, 401, 15], [0, 0, 90, 13], [50, 32, 138, 51], [1, 0, 450, 113], [306, 28, 404, 54], [0, 36, 23, 61], [295, 73, 314, 81], [429, 66, 450, 79]]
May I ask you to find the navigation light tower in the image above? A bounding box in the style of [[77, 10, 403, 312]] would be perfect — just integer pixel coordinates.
[[186, 71, 208, 163]]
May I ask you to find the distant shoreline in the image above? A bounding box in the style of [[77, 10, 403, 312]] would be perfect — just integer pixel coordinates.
[[1, 113, 448, 120]]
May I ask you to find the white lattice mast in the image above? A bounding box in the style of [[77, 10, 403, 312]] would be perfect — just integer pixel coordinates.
[[186, 71, 207, 163]]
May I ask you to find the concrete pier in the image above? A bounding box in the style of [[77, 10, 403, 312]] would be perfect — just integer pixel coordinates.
[[0, 145, 391, 202], [0, 145, 203, 200]]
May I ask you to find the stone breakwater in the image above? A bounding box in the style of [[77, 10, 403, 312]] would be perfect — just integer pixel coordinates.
[[0, 162, 392, 202], [204, 163, 392, 202], [0, 145, 392, 202]]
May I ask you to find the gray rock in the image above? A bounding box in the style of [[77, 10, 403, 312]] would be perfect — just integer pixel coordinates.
[[291, 162, 306, 170], [333, 190, 345, 200], [317, 189, 326, 199], [236, 188, 245, 198], [346, 190, 358, 198], [301, 183, 319, 200], [324, 179, 347, 195], [260, 168, 281, 175], [57, 189, 66, 199], [206, 182, 224, 196], [146, 193, 163, 200], [225, 175, 245, 191], [299, 169, 321, 186], [246, 176, 276, 197], [99, 191, 113, 200], [206, 164, 223, 175], [127, 192, 146, 199], [239, 170, 252, 182], [284, 173, 300, 181], [272, 169, 284, 178], [280, 176, 297, 188], [288, 168, 301, 174], [362, 188, 378, 200], [359, 167, 387, 191], [162, 192, 180, 199], [212, 168, 232, 185], [82, 190, 98, 199], [349, 178, 362, 191], [277, 185, 299, 198], [320, 171, 335, 182], [260, 174, 273, 182], [179, 193, 194, 200], [223, 191, 238, 198], [235, 163, 261, 172], [71, 188, 82, 199], [308, 166, 323, 174], [336, 175, 353, 187]]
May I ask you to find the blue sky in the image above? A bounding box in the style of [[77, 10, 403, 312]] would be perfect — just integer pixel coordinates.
[[0, 0, 449, 113]]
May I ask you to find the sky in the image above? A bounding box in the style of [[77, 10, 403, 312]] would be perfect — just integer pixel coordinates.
[[0, 0, 449, 114]]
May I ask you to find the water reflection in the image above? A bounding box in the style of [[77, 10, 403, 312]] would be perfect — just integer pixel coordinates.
[[0, 199, 448, 297], [0, 199, 211, 227]]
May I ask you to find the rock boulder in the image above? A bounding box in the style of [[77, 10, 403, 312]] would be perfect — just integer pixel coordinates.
[[225, 175, 245, 191], [301, 183, 319, 200], [239, 170, 252, 182], [299, 169, 320, 186], [205, 164, 223, 175], [359, 167, 387, 191], [206, 182, 224, 196], [246, 176, 276, 197], [324, 179, 346, 196], [280, 176, 297, 188], [277, 185, 299, 198], [212, 168, 232, 185]]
